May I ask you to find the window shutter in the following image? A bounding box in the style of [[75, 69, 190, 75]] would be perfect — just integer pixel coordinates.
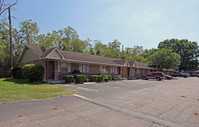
[[58, 61, 60, 72], [79, 64, 82, 73], [111, 67, 113, 73], [87, 64, 89, 73], [68, 63, 71, 73]]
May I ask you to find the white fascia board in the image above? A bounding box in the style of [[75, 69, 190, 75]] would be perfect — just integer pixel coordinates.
[[45, 48, 64, 59]]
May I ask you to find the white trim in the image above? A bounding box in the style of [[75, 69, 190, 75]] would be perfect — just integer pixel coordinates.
[[45, 48, 64, 59], [68, 63, 71, 72], [132, 63, 136, 67], [58, 61, 60, 72]]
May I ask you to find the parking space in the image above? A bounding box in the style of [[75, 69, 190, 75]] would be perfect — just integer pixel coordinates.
[[64, 77, 199, 127], [1, 77, 199, 127]]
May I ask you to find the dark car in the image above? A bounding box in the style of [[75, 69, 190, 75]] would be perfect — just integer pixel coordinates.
[[171, 73, 188, 78], [143, 72, 165, 81]]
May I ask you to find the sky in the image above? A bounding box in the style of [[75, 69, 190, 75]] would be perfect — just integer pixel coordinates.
[[2, 0, 199, 49]]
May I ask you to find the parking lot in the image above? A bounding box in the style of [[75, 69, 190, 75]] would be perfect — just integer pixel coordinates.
[[1, 77, 199, 127]]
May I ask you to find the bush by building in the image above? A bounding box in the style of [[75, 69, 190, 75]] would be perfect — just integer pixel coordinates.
[[65, 75, 74, 83], [97, 75, 103, 82], [11, 67, 23, 79], [105, 75, 112, 82], [22, 64, 44, 82], [75, 75, 86, 83], [90, 75, 98, 82], [113, 77, 119, 81]]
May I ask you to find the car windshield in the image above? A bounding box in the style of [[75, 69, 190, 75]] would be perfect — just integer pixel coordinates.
[[158, 73, 164, 75]]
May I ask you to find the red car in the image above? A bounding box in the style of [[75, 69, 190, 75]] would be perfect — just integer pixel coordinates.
[[143, 72, 165, 81], [165, 75, 173, 79]]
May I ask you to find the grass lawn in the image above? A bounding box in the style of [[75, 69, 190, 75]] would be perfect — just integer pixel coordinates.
[[0, 78, 78, 103]]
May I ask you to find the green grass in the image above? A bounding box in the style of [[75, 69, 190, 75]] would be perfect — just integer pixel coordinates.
[[0, 78, 78, 103]]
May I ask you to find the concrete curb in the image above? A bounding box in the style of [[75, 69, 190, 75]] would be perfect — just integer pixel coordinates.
[[73, 94, 187, 127]]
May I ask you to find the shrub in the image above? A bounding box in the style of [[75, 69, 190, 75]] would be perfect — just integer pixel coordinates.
[[23, 64, 44, 82], [97, 75, 103, 82], [105, 75, 112, 82], [16, 69, 23, 79], [90, 75, 98, 82], [84, 78, 89, 82], [113, 77, 119, 81], [11, 67, 22, 79], [75, 75, 86, 83], [65, 75, 74, 84]]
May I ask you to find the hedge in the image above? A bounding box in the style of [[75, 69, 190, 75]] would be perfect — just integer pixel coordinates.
[[22, 64, 44, 82], [97, 75, 104, 82], [105, 75, 112, 82], [65, 75, 74, 84], [11, 67, 23, 79], [113, 77, 119, 81], [84, 78, 89, 82], [75, 75, 86, 83], [90, 75, 98, 82]]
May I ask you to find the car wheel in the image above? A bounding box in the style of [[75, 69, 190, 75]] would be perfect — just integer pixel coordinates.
[[143, 76, 148, 80], [156, 77, 161, 81]]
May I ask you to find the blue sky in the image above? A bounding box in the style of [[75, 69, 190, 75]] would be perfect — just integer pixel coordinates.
[[4, 0, 199, 49]]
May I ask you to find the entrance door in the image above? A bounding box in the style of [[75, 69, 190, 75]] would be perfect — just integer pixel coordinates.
[[131, 68, 135, 78], [48, 61, 54, 79], [127, 67, 130, 77]]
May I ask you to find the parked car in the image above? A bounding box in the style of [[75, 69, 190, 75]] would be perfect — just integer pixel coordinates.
[[143, 72, 165, 81], [164, 75, 173, 80], [171, 73, 188, 78], [197, 74, 199, 78]]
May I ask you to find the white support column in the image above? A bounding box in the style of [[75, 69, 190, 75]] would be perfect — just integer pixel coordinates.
[[58, 61, 60, 72], [87, 64, 89, 73], [68, 63, 71, 73], [79, 63, 82, 73]]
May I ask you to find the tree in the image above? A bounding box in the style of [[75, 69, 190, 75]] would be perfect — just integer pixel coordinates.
[[19, 19, 39, 45], [158, 39, 199, 70], [0, 0, 17, 17], [94, 40, 108, 56], [141, 48, 157, 63], [62, 26, 79, 51], [0, 19, 10, 76], [105, 39, 121, 58], [150, 49, 180, 70]]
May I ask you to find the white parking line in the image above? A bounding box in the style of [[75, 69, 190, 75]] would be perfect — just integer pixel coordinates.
[[77, 87, 99, 92]]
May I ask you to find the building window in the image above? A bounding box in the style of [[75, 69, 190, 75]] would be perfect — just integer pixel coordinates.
[[112, 66, 116, 74], [82, 64, 87, 73], [100, 65, 105, 70], [137, 69, 140, 74], [61, 62, 68, 72]]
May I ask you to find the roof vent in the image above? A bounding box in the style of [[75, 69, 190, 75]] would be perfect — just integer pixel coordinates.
[[41, 46, 46, 52]]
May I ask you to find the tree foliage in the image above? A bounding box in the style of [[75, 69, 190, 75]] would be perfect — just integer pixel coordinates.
[[158, 39, 199, 70], [1, 18, 199, 78], [150, 49, 180, 70]]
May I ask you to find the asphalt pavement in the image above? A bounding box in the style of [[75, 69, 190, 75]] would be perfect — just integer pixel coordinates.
[[1, 77, 199, 127]]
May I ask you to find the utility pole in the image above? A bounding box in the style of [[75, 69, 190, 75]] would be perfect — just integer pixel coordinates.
[[122, 45, 124, 59], [8, 7, 13, 68], [0, 1, 17, 69]]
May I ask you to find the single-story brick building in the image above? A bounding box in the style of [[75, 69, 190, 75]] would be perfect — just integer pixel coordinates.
[[19, 45, 159, 82]]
